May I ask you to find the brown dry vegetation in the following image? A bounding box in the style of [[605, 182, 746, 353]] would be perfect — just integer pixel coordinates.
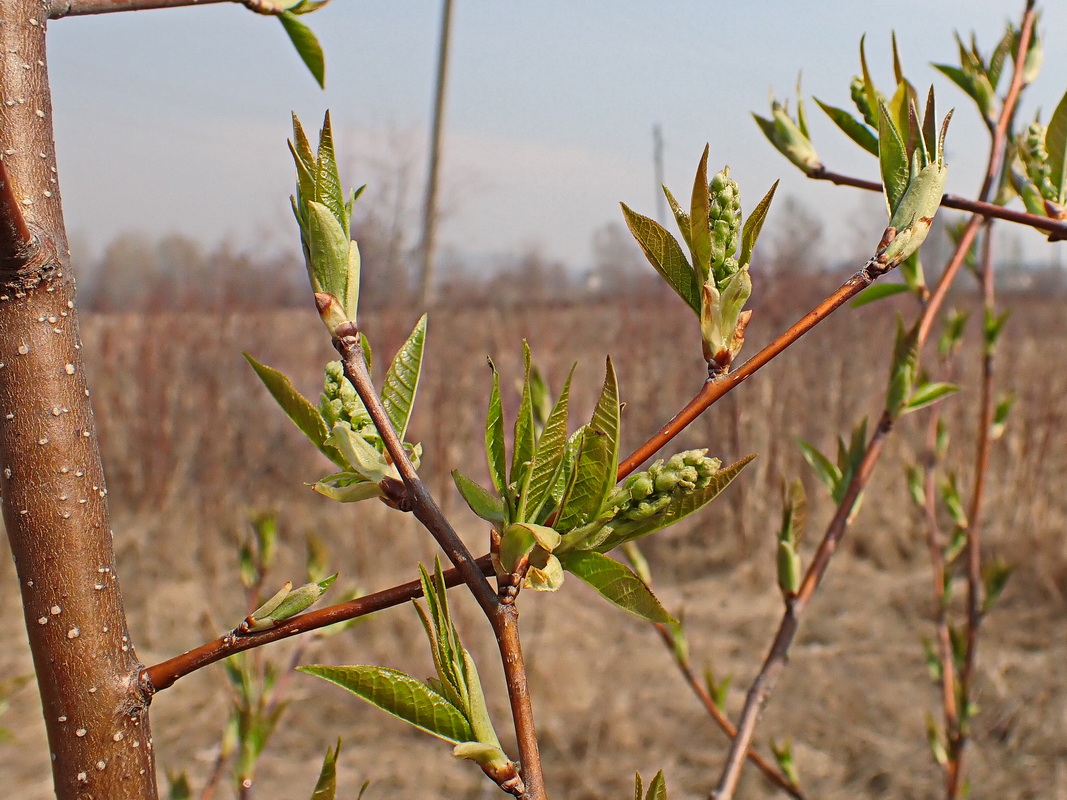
[[2, 276, 1066, 799]]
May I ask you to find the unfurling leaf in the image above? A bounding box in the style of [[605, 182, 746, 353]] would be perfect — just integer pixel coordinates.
[[381, 314, 427, 442], [903, 382, 959, 414], [926, 713, 949, 766], [452, 470, 505, 526], [644, 770, 668, 800], [770, 739, 800, 786], [309, 740, 341, 800], [776, 540, 802, 598], [815, 97, 879, 156], [621, 204, 699, 313]]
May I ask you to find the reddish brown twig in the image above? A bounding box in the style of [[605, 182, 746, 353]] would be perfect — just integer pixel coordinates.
[[947, 223, 998, 799], [651, 622, 807, 800], [620, 269, 875, 479], [144, 556, 494, 691]]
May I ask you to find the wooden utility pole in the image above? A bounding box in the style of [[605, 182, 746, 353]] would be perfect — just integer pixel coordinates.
[[653, 124, 666, 225], [418, 0, 455, 308]]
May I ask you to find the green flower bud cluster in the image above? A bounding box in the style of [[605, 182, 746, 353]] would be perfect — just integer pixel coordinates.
[[320, 360, 373, 435], [1021, 122, 1055, 200], [607, 449, 722, 525], [708, 168, 742, 285], [849, 76, 880, 129]]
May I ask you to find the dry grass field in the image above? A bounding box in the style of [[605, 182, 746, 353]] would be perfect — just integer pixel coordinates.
[[2, 278, 1066, 799]]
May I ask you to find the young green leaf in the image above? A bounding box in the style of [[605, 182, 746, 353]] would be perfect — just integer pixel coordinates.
[[167, 771, 191, 800], [851, 282, 910, 308], [797, 440, 841, 495], [499, 522, 561, 573], [300, 665, 474, 744], [620, 204, 700, 314], [903, 382, 959, 414], [662, 185, 693, 252], [524, 366, 574, 523], [878, 100, 910, 215], [689, 145, 713, 285], [511, 343, 537, 496], [279, 12, 326, 89], [559, 550, 675, 624], [1045, 88, 1067, 201], [556, 359, 619, 531], [776, 540, 802, 597], [990, 392, 1015, 440], [484, 360, 509, 508], [739, 180, 779, 268], [905, 464, 925, 508], [645, 770, 668, 800], [309, 740, 341, 800], [981, 557, 1013, 613], [244, 353, 344, 467], [381, 314, 427, 442], [814, 98, 879, 156]]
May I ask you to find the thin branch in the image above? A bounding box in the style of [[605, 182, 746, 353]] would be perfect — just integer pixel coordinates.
[[921, 401, 959, 766], [620, 268, 876, 478], [650, 622, 807, 800], [48, 0, 228, 18], [491, 605, 546, 800], [947, 220, 998, 800], [144, 555, 494, 692], [711, 412, 893, 800], [808, 167, 1067, 241]]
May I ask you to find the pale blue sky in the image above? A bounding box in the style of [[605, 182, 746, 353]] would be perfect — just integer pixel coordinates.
[[46, 1, 1067, 271]]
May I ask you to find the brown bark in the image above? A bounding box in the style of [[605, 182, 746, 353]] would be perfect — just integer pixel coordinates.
[[0, 5, 157, 798]]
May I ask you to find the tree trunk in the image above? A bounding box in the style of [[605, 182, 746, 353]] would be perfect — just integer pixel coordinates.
[[0, 4, 158, 798]]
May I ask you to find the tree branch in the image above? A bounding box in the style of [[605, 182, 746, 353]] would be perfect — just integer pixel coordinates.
[[143, 556, 494, 692], [807, 167, 1067, 241], [48, 0, 228, 18], [710, 412, 893, 800]]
